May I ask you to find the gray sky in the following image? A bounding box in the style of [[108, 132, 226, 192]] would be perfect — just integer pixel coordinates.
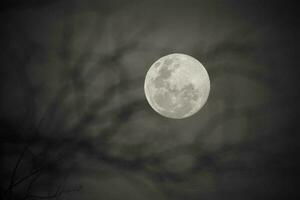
[[0, 0, 298, 200]]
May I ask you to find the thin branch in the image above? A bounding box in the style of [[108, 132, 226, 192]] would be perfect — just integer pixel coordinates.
[[7, 145, 28, 190]]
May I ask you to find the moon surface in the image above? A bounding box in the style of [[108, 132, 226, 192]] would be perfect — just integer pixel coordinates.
[[144, 53, 210, 119]]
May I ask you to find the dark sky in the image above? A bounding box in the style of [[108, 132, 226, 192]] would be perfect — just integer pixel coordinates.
[[0, 0, 298, 200]]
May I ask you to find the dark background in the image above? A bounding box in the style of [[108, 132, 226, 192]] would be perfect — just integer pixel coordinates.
[[0, 0, 298, 199]]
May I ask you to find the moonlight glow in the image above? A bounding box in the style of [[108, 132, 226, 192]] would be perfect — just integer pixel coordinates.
[[144, 53, 210, 119]]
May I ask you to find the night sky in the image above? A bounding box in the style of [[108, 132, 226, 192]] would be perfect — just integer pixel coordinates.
[[0, 0, 298, 199]]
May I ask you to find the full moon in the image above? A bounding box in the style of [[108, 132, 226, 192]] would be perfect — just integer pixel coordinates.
[[144, 53, 210, 119]]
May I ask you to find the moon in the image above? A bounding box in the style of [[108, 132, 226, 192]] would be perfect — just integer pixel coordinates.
[[144, 53, 210, 119]]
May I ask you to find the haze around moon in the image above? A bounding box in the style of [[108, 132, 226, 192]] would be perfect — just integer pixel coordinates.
[[144, 53, 210, 119]]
